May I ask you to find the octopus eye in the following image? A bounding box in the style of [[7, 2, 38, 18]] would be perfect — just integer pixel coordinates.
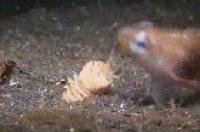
[[135, 41, 148, 48]]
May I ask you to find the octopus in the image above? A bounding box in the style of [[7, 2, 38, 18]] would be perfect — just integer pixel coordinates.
[[118, 21, 200, 107]]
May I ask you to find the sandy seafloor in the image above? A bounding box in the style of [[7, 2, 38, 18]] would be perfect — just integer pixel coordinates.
[[0, 1, 200, 132]]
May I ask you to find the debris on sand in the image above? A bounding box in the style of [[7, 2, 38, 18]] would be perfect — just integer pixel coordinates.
[[0, 59, 15, 83], [62, 61, 115, 102], [0, 59, 7, 77]]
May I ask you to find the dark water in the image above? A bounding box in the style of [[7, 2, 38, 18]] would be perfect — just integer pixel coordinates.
[[1, 0, 199, 17]]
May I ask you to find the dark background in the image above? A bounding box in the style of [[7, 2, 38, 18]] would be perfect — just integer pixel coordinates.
[[0, 0, 199, 16]]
